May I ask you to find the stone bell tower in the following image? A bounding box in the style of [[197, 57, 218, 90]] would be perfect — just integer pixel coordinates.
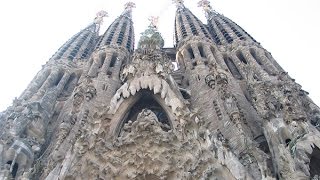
[[1, 0, 320, 179]]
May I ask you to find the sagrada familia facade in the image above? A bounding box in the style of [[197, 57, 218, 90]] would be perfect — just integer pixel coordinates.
[[1, 0, 320, 179]]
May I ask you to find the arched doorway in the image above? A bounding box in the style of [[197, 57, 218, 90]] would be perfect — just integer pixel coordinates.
[[117, 91, 172, 136], [310, 146, 320, 178]]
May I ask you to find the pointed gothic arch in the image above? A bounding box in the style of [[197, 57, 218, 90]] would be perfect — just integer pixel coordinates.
[[116, 90, 172, 136], [111, 90, 175, 137]]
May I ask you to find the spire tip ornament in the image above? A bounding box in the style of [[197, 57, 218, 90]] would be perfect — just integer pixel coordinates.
[[198, 0, 216, 17], [172, 0, 184, 9], [124, 2, 136, 11], [94, 10, 108, 25]]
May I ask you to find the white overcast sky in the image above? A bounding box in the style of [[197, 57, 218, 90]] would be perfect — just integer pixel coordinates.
[[0, 0, 319, 111]]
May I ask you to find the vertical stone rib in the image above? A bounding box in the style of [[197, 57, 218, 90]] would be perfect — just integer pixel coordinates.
[[112, 56, 123, 80], [101, 55, 112, 75], [35, 69, 60, 99], [191, 44, 200, 59], [56, 72, 71, 93], [255, 48, 279, 75], [229, 54, 245, 78], [88, 55, 104, 77], [242, 49, 270, 81], [21, 69, 51, 100]]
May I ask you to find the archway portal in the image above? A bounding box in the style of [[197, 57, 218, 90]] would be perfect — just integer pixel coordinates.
[[119, 91, 171, 135], [310, 146, 320, 178]]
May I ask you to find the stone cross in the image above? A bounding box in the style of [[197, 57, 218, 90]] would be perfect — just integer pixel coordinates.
[[94, 10, 108, 25], [148, 16, 159, 29]]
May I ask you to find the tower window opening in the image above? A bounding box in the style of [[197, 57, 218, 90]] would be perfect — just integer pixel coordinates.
[[208, 23, 221, 45], [117, 22, 128, 45], [198, 45, 206, 58], [224, 56, 243, 80], [178, 15, 187, 38], [55, 32, 81, 60], [215, 19, 233, 43], [104, 22, 120, 46], [230, 19, 257, 42], [222, 18, 244, 39], [236, 51, 248, 64], [194, 17, 210, 39], [185, 14, 198, 35], [126, 25, 133, 50], [187, 46, 195, 59], [81, 36, 95, 58], [6, 161, 19, 178]]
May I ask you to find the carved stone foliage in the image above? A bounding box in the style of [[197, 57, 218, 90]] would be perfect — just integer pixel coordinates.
[[49, 107, 253, 180], [72, 77, 96, 112], [205, 74, 215, 89], [120, 48, 174, 82], [0, 101, 47, 155], [215, 70, 245, 128], [248, 72, 308, 124]]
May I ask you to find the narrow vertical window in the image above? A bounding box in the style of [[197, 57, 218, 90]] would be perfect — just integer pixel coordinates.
[[236, 51, 248, 64], [6, 161, 19, 178], [187, 46, 195, 59], [53, 71, 65, 86], [110, 54, 117, 68], [250, 49, 262, 65], [198, 45, 206, 58], [224, 56, 243, 80], [98, 56, 105, 69]]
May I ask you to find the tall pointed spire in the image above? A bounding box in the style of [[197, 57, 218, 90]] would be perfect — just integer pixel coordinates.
[[95, 2, 135, 52], [123, 2, 136, 18], [50, 11, 107, 61], [198, 0, 257, 44], [173, 0, 211, 44]]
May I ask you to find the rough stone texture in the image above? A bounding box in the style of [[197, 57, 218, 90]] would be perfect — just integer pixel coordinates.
[[1, 1, 320, 180]]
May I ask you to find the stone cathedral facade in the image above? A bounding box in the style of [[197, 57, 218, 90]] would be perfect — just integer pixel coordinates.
[[1, 0, 320, 179]]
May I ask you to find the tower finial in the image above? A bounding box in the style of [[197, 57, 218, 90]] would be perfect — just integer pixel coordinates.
[[172, 0, 184, 9], [198, 0, 216, 17], [124, 2, 136, 11], [148, 16, 159, 29], [94, 10, 108, 25]]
